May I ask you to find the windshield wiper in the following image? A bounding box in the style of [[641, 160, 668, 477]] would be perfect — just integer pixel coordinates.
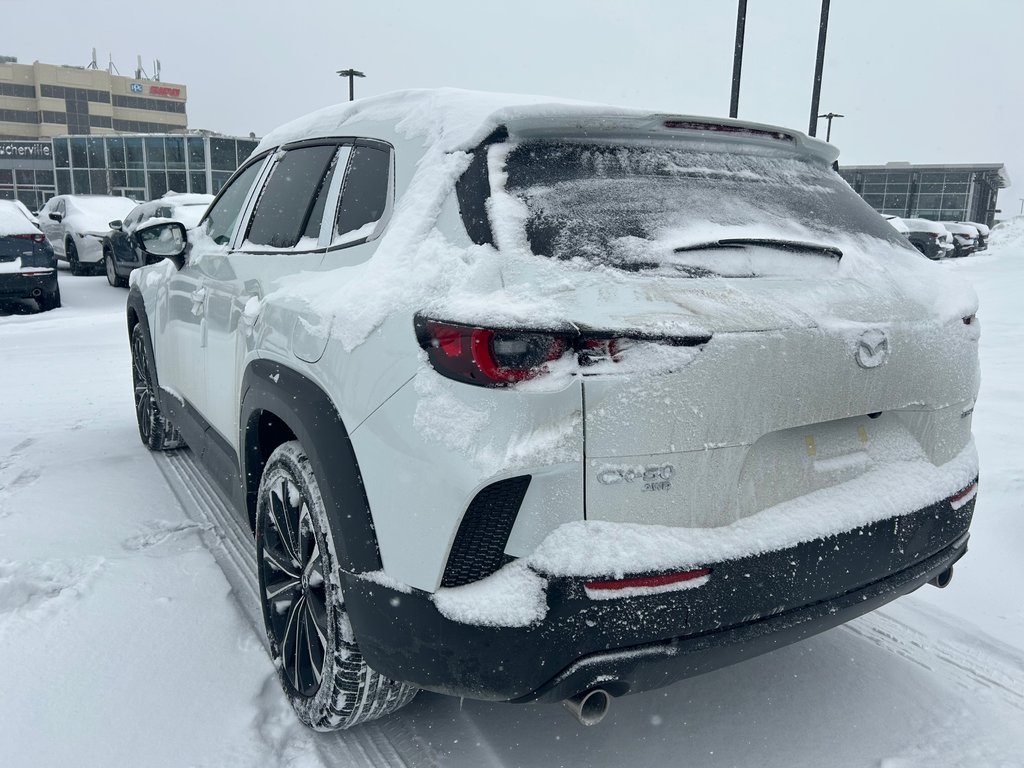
[[673, 238, 843, 259]]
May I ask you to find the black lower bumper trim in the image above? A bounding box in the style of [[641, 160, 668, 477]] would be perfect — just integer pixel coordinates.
[[341, 492, 975, 703], [518, 532, 967, 702]]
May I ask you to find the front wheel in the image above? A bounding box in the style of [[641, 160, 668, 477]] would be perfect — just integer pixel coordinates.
[[105, 249, 127, 288], [130, 323, 183, 451], [256, 441, 418, 730]]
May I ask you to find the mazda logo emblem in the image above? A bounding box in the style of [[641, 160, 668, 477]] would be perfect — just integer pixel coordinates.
[[855, 329, 889, 369]]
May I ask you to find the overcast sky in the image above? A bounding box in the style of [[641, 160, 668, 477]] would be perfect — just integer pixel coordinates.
[[5, 0, 1021, 215]]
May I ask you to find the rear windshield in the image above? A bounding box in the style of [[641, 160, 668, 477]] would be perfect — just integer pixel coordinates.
[[492, 140, 909, 272], [0, 237, 36, 260]]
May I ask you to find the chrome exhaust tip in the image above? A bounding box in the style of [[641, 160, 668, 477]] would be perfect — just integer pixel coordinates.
[[563, 687, 612, 726]]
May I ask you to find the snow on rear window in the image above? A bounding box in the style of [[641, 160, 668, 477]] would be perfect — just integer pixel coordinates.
[[495, 141, 909, 273]]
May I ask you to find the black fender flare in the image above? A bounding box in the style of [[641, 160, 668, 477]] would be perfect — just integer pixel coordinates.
[[240, 359, 382, 574]]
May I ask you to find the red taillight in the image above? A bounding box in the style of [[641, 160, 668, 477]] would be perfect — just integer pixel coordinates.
[[417, 319, 570, 387], [470, 327, 568, 384], [585, 568, 712, 596], [948, 480, 978, 510], [415, 315, 710, 388], [13, 233, 46, 243]]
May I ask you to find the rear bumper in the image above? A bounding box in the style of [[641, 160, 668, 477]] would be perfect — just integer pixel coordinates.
[[342, 488, 975, 703], [0, 270, 58, 300]]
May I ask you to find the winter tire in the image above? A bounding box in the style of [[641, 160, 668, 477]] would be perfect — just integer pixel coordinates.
[[130, 323, 184, 451], [105, 249, 127, 288], [256, 441, 418, 730], [36, 285, 61, 312]]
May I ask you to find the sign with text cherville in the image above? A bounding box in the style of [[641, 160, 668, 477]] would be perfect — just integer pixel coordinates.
[[0, 141, 52, 159]]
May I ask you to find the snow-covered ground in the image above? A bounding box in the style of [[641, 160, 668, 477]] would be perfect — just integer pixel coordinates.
[[1, 240, 1023, 767]]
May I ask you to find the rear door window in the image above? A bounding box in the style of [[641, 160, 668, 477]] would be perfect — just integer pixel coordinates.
[[335, 145, 390, 242], [246, 144, 339, 249]]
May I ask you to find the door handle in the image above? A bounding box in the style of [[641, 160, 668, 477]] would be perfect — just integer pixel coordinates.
[[239, 295, 261, 337], [189, 287, 207, 317]]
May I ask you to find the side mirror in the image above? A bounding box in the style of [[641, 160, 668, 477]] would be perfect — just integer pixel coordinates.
[[135, 220, 188, 270], [48, 212, 63, 222], [109, 220, 123, 231]]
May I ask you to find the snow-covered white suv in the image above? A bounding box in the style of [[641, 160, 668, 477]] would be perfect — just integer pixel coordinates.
[[126, 89, 981, 730]]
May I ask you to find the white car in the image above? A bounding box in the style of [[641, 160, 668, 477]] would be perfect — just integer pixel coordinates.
[[38, 195, 138, 275], [941, 221, 981, 257], [959, 220, 990, 250], [126, 89, 981, 730]]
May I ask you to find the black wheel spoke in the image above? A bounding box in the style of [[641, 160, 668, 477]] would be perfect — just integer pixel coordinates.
[[280, 594, 305, 692], [305, 587, 329, 647], [137, 391, 151, 439], [268, 486, 300, 565], [301, 605, 325, 685], [262, 545, 301, 581]]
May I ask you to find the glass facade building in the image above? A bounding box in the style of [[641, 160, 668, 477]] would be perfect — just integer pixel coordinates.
[[840, 163, 1009, 226], [0, 140, 55, 211], [50, 134, 259, 200]]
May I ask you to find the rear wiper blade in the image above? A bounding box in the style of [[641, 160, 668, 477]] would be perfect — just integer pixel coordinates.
[[673, 238, 843, 259]]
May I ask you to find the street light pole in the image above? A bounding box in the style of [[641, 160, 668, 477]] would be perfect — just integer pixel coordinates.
[[336, 68, 366, 101], [808, 0, 831, 137], [729, 0, 748, 119], [817, 112, 844, 142]]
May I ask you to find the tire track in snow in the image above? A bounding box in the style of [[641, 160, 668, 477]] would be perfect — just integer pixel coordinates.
[[845, 608, 1024, 712], [153, 448, 445, 768], [153, 449, 263, 635]]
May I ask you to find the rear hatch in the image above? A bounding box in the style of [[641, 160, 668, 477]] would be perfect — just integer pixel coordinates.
[[487, 128, 979, 529]]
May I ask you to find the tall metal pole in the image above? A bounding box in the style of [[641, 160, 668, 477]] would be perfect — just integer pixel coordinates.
[[817, 112, 844, 142], [729, 0, 748, 119], [336, 68, 366, 101], [807, 0, 831, 137]]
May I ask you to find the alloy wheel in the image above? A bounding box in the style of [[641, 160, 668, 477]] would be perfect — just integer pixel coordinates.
[[131, 330, 154, 443], [259, 476, 330, 697], [105, 251, 118, 286]]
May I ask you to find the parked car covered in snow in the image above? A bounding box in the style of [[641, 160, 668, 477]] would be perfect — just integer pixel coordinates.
[[125, 89, 981, 730], [102, 193, 214, 287], [959, 221, 990, 250], [901, 217, 955, 260], [941, 221, 980, 257], [0, 200, 60, 311], [38, 194, 138, 275]]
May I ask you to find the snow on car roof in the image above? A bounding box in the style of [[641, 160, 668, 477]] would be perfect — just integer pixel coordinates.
[[255, 88, 839, 163], [903, 218, 950, 235], [0, 200, 41, 236], [64, 195, 138, 221], [161, 192, 215, 206]]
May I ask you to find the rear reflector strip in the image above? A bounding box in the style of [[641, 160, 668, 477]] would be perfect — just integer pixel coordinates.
[[948, 481, 978, 511], [585, 568, 711, 600]]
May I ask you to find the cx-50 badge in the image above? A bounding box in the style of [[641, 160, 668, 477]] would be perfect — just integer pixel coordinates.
[[597, 464, 674, 492], [855, 329, 889, 369]]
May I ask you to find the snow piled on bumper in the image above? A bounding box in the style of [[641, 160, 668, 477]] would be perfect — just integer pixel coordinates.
[[431, 439, 977, 627]]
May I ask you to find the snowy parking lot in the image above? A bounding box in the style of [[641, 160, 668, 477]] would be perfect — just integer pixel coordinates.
[[2, 230, 1024, 767]]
